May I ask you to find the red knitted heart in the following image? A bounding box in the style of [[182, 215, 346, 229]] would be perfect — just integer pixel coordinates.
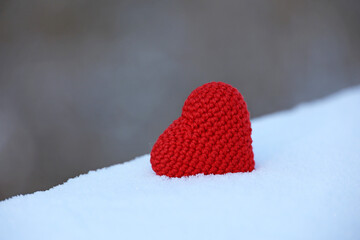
[[151, 82, 255, 177]]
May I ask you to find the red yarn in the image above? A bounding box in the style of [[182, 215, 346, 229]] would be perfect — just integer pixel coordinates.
[[150, 82, 255, 177]]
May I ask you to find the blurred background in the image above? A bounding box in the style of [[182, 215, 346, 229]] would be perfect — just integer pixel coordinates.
[[0, 0, 360, 200]]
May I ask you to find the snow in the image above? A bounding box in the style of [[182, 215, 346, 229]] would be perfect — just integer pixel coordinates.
[[1, 86, 360, 240]]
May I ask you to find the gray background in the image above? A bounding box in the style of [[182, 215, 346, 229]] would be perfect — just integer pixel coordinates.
[[1, 0, 359, 200]]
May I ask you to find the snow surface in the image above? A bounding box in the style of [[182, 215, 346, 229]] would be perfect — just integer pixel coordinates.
[[1, 86, 360, 240]]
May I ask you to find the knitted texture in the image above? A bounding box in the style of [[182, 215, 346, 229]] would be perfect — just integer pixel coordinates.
[[151, 82, 255, 177]]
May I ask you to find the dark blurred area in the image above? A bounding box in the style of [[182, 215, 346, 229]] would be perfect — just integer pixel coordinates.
[[0, 0, 359, 200]]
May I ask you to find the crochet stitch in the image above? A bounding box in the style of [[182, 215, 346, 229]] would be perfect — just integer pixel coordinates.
[[150, 82, 255, 177]]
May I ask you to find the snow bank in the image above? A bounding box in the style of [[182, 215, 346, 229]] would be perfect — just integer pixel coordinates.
[[1, 86, 360, 240]]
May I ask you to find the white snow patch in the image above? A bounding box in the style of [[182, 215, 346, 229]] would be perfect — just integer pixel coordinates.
[[1, 86, 360, 240]]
